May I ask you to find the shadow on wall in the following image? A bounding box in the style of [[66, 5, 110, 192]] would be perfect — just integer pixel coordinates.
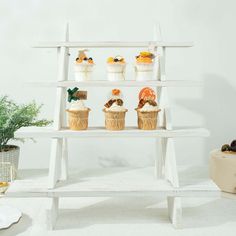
[[177, 75, 236, 161]]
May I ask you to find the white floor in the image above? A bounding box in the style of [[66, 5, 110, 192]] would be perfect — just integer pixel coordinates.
[[1, 166, 236, 236], [1, 196, 236, 236]]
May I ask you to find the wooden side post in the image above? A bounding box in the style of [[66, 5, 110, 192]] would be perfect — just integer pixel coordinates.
[[48, 23, 70, 188], [47, 197, 59, 230], [156, 24, 182, 228]]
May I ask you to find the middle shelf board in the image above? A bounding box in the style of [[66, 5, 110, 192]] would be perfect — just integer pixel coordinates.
[[6, 166, 220, 198], [26, 80, 203, 88], [15, 127, 210, 139]]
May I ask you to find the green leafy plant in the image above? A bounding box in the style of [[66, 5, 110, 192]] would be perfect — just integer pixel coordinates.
[[0, 96, 52, 151]]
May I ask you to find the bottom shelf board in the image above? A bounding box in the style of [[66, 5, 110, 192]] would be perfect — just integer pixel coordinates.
[[6, 166, 220, 198]]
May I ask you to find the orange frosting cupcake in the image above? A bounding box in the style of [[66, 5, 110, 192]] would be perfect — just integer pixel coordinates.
[[136, 51, 154, 64]]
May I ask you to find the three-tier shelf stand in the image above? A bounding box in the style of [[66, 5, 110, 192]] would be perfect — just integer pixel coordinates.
[[6, 24, 220, 229]]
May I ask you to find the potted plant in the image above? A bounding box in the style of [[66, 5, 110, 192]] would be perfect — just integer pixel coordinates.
[[0, 96, 52, 181]]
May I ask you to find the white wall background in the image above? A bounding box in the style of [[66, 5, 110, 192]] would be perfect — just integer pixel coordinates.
[[0, 0, 235, 170]]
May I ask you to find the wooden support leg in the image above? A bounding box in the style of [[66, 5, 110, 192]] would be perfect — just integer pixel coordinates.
[[164, 138, 179, 187], [164, 138, 182, 228], [47, 197, 59, 230], [60, 138, 68, 181], [167, 197, 182, 229], [155, 138, 164, 179], [48, 138, 62, 189]]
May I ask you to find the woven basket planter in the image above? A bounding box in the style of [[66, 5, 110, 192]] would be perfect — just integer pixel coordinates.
[[0, 145, 20, 182], [66, 109, 90, 130], [136, 109, 161, 130], [103, 109, 128, 130]]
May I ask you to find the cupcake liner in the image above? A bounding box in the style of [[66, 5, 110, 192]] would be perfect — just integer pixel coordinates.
[[74, 64, 94, 81], [66, 109, 90, 130], [107, 64, 126, 81], [103, 109, 128, 130], [135, 63, 154, 81], [135, 109, 161, 130]]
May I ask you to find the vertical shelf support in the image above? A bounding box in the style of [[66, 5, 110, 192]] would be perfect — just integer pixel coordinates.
[[48, 24, 70, 189], [155, 24, 182, 228], [47, 197, 59, 230]]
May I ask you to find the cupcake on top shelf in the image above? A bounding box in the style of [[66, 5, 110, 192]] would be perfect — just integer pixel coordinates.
[[135, 87, 161, 130], [66, 87, 90, 130], [107, 56, 126, 81], [74, 50, 94, 81], [135, 51, 156, 81], [103, 89, 127, 130]]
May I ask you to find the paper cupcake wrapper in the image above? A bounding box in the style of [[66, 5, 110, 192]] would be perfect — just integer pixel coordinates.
[[103, 109, 128, 130], [135, 109, 161, 130], [66, 109, 90, 130]]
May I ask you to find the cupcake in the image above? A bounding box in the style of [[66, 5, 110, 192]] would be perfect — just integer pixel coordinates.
[[135, 51, 156, 81], [135, 87, 161, 130], [74, 50, 94, 81], [66, 87, 90, 130], [107, 56, 126, 81], [103, 89, 128, 130]]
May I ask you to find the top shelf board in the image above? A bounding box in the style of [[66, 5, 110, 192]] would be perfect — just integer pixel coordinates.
[[33, 41, 194, 48]]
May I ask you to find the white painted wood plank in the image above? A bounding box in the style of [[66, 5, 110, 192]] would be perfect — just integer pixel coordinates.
[[15, 127, 210, 138], [158, 41, 182, 227], [165, 138, 179, 187], [59, 138, 68, 181], [33, 41, 194, 48], [26, 80, 203, 88], [6, 167, 220, 198], [48, 139, 62, 189], [47, 197, 59, 230], [167, 197, 182, 229], [53, 47, 68, 130]]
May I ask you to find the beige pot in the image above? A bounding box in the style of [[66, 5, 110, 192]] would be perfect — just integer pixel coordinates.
[[103, 109, 128, 130], [210, 149, 236, 193], [0, 145, 20, 181], [66, 109, 90, 130]]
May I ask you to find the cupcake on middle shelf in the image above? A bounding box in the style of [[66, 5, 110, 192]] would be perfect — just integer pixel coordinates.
[[66, 87, 90, 130], [134, 51, 156, 81], [107, 56, 126, 81], [103, 89, 128, 130], [74, 50, 94, 81], [135, 87, 161, 130]]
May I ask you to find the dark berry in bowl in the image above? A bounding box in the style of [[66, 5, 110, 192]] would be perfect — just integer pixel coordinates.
[[221, 144, 231, 152], [230, 140, 236, 147], [83, 57, 88, 61], [114, 58, 119, 62]]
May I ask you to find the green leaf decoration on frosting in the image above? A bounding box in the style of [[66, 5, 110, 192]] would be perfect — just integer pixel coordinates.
[[67, 87, 79, 102]]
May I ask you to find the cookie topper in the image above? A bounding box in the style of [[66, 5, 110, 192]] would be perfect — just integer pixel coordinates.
[[67, 87, 87, 102], [139, 87, 156, 101]]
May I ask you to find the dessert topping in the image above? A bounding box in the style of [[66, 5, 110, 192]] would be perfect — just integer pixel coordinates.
[[67, 87, 87, 102], [138, 99, 157, 109], [221, 140, 236, 152], [139, 87, 156, 101], [104, 98, 123, 108], [107, 56, 125, 64], [76, 50, 94, 64], [112, 89, 121, 96], [136, 51, 155, 63]]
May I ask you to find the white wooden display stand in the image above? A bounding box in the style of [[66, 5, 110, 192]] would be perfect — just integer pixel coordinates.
[[6, 24, 220, 230]]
